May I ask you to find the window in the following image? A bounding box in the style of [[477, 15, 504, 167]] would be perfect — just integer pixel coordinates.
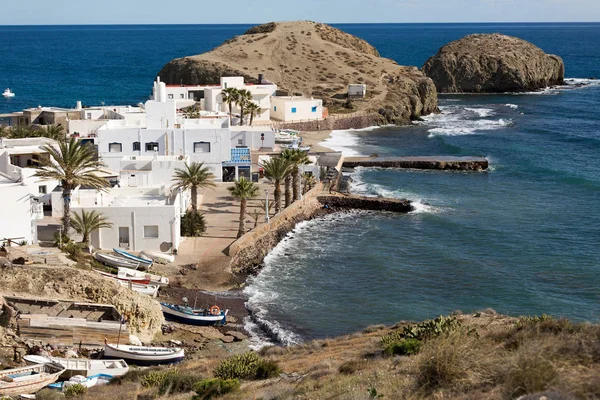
[[194, 142, 211, 153], [86, 112, 92, 119], [133, 141, 141, 151], [39, 185, 47, 195], [237, 139, 243, 145], [273, 106, 277, 111], [180, 94, 185, 99], [109, 142, 122, 153], [143, 225, 159, 238], [145, 142, 159, 152], [312, 106, 318, 113], [291, 107, 297, 113], [168, 94, 173, 99]]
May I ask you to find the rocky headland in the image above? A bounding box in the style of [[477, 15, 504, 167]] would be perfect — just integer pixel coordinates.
[[423, 33, 565, 93], [158, 21, 438, 125]]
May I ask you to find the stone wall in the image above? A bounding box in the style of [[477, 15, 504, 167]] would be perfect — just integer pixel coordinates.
[[276, 113, 384, 132], [317, 195, 414, 213], [228, 184, 325, 275]]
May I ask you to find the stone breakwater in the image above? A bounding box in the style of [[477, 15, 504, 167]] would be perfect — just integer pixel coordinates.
[[317, 195, 414, 213], [343, 156, 489, 171]]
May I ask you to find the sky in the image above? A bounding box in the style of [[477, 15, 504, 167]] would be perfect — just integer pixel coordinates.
[[0, 0, 599, 25]]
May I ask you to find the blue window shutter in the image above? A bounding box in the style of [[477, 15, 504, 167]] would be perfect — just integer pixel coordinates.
[[291, 107, 297, 113]]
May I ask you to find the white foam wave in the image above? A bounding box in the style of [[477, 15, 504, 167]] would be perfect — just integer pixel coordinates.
[[505, 104, 519, 109], [321, 130, 362, 156], [564, 78, 600, 87], [428, 118, 513, 137], [465, 107, 494, 117]]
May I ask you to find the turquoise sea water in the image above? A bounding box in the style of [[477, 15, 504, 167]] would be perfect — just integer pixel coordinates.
[[1, 23, 599, 346]]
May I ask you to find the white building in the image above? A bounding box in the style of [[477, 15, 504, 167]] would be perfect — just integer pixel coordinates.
[[118, 155, 188, 188], [95, 80, 232, 181], [51, 185, 187, 253], [158, 76, 277, 124], [348, 84, 367, 98], [270, 96, 324, 122], [69, 104, 146, 137], [0, 173, 44, 246]]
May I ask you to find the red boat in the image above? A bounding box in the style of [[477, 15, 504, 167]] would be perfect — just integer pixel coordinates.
[[95, 270, 151, 285]]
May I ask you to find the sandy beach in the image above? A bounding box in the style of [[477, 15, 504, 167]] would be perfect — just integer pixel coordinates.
[[300, 130, 334, 153]]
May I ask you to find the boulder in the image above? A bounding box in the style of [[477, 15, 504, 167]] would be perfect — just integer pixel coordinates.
[[221, 335, 235, 344], [226, 331, 248, 341], [423, 33, 564, 93]]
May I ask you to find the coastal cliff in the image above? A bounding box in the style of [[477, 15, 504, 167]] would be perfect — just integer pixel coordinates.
[[158, 21, 438, 125], [423, 33, 565, 93]]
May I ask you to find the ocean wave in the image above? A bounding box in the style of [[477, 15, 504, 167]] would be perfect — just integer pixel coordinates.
[[418, 105, 513, 137], [564, 78, 600, 87], [464, 107, 495, 117], [505, 104, 519, 109], [321, 129, 362, 156]]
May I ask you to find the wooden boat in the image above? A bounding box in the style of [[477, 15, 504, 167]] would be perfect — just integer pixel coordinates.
[[103, 342, 184, 366], [94, 252, 144, 270], [23, 355, 129, 378], [48, 373, 113, 390], [113, 248, 153, 267], [140, 250, 175, 264], [96, 270, 151, 285], [118, 267, 169, 287], [117, 280, 159, 297], [161, 302, 228, 326], [0, 363, 65, 396]]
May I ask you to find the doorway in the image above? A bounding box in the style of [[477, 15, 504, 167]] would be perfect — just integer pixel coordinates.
[[118, 227, 130, 248]]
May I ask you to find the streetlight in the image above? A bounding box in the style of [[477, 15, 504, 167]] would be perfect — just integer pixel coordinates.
[[264, 189, 270, 223]]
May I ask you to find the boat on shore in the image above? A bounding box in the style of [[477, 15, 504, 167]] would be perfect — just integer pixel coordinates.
[[103, 342, 184, 366], [140, 250, 175, 264], [48, 374, 112, 390], [113, 248, 153, 267], [161, 302, 228, 326], [23, 355, 129, 378], [2, 88, 15, 98], [118, 267, 169, 287], [95, 270, 151, 285], [0, 363, 65, 396], [117, 280, 159, 297], [94, 252, 145, 270]]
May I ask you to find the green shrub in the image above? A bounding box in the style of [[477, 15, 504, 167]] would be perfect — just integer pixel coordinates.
[[140, 368, 180, 389], [338, 360, 365, 375], [194, 378, 240, 400], [64, 383, 87, 397], [515, 314, 554, 328], [213, 351, 281, 380], [32, 389, 63, 400], [254, 360, 281, 379], [384, 338, 422, 356], [158, 372, 200, 395], [181, 211, 207, 237], [381, 316, 459, 347]]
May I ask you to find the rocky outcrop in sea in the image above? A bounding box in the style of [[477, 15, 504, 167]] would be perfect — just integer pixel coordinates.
[[422, 33, 565, 93]]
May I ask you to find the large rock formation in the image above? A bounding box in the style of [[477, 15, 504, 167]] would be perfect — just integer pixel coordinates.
[[158, 21, 437, 125], [422, 34, 565, 93]]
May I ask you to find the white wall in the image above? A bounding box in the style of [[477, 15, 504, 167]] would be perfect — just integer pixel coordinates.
[[0, 181, 36, 245], [68, 120, 107, 136], [271, 97, 323, 122], [230, 129, 275, 150]]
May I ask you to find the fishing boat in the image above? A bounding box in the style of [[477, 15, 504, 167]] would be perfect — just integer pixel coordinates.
[[48, 373, 112, 390], [23, 355, 129, 378], [2, 88, 15, 98], [0, 363, 65, 396], [113, 248, 153, 267], [161, 302, 228, 326], [118, 267, 169, 287], [103, 341, 184, 366], [117, 280, 159, 297], [94, 252, 145, 270], [95, 270, 151, 285], [140, 250, 175, 264]]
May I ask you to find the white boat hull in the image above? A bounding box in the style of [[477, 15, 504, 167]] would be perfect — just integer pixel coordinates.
[[118, 267, 169, 287], [103, 344, 184, 366], [117, 280, 159, 297], [94, 252, 143, 270], [23, 355, 129, 378], [161, 303, 228, 326], [0, 363, 65, 396], [140, 250, 175, 264]]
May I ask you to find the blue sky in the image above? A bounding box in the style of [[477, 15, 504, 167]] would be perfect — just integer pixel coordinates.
[[1, 0, 599, 25]]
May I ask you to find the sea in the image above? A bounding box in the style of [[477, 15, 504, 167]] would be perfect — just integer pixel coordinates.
[[1, 23, 599, 348]]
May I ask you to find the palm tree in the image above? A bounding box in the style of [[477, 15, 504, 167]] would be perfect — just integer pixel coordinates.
[[0, 125, 7, 138], [237, 89, 253, 126], [221, 87, 240, 126], [246, 102, 261, 126], [183, 105, 200, 119], [228, 177, 260, 238], [291, 150, 311, 201], [171, 162, 216, 213], [281, 149, 295, 208], [8, 125, 37, 138], [33, 137, 110, 234], [302, 172, 316, 194], [260, 157, 293, 214], [71, 209, 113, 246], [41, 124, 66, 141]]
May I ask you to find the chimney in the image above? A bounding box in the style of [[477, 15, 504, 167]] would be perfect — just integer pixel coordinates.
[[258, 74, 264, 84], [76, 101, 82, 110]]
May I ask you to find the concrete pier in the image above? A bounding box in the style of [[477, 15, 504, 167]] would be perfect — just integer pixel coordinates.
[[317, 195, 413, 213], [342, 156, 488, 171]]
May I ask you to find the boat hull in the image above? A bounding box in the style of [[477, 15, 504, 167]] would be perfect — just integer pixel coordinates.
[[113, 248, 153, 266], [161, 303, 227, 326], [118, 267, 169, 287], [103, 344, 184, 366], [94, 252, 143, 270], [140, 250, 175, 264], [23, 355, 129, 378], [0, 363, 65, 396], [96, 270, 151, 285]]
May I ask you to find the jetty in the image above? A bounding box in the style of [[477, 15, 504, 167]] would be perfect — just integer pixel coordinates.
[[342, 156, 488, 171]]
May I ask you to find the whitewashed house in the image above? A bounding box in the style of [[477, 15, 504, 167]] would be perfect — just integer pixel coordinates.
[[270, 96, 323, 122], [95, 79, 232, 181], [118, 155, 189, 188], [0, 173, 44, 245]]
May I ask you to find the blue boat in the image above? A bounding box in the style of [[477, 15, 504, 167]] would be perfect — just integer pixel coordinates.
[[48, 373, 113, 390], [160, 302, 228, 326], [113, 248, 153, 267]]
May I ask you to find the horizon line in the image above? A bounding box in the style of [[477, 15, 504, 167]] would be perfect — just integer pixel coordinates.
[[1, 21, 600, 27]]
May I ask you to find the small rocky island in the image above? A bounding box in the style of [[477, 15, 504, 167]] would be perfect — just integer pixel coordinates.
[[422, 33, 565, 93], [158, 21, 438, 125]]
